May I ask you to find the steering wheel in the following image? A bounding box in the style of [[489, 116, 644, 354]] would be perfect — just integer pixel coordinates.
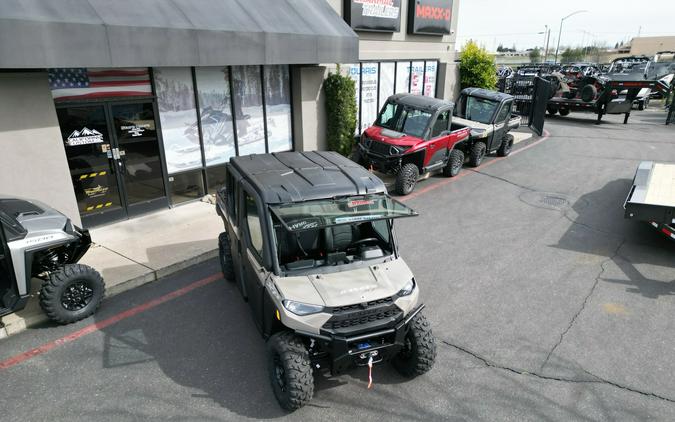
[[349, 238, 379, 248]]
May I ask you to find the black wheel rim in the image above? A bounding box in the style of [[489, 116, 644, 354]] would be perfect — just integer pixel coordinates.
[[273, 355, 287, 392], [405, 170, 416, 191], [61, 281, 94, 311]]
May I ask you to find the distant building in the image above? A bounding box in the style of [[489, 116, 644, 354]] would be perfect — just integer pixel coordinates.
[[627, 36, 675, 56]]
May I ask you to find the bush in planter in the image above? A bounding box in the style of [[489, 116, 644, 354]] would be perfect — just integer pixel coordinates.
[[324, 69, 357, 157], [459, 41, 497, 90]]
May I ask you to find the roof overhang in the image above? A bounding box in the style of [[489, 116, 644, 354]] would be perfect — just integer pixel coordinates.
[[0, 0, 359, 68]]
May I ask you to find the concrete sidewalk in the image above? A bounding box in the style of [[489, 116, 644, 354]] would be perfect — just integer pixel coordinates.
[[0, 199, 222, 338]]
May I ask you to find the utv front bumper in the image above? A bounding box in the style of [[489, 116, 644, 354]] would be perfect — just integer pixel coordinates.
[[357, 143, 409, 174], [298, 304, 424, 375]]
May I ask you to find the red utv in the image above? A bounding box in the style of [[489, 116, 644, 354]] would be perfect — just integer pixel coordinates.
[[357, 94, 471, 195]]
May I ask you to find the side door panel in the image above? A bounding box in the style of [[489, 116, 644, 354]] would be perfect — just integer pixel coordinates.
[[239, 184, 268, 332], [426, 109, 452, 166], [490, 101, 512, 151]]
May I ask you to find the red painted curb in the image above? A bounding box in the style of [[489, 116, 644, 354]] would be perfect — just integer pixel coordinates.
[[0, 273, 222, 371]]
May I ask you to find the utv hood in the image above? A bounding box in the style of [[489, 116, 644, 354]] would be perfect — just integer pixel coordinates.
[[274, 258, 414, 307], [363, 126, 425, 148]]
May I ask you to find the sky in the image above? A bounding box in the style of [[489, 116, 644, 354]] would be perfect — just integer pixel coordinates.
[[456, 0, 675, 52]]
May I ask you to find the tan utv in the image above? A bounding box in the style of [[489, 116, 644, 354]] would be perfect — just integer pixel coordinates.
[[215, 151, 436, 410]]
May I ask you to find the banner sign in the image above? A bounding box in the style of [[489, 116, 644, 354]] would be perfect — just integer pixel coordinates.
[[407, 0, 453, 35], [344, 0, 401, 32]]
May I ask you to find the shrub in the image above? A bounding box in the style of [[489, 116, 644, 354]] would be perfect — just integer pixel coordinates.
[[324, 68, 357, 157], [459, 41, 497, 90]]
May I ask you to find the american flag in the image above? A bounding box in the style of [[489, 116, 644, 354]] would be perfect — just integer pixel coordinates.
[[48, 68, 152, 101]]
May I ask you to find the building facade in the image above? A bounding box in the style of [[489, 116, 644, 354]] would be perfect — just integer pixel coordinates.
[[0, 0, 460, 228]]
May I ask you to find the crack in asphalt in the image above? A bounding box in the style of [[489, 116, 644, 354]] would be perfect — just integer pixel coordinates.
[[540, 238, 627, 371], [440, 339, 675, 404], [466, 168, 537, 192]]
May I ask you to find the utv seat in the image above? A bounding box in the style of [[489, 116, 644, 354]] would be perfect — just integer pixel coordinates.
[[324, 225, 357, 252]]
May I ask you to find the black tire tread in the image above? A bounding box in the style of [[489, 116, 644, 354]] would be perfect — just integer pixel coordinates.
[[392, 312, 437, 377], [443, 149, 464, 177], [39, 264, 105, 324], [267, 331, 314, 411], [497, 134, 514, 157], [395, 163, 419, 195], [218, 232, 235, 281], [468, 142, 486, 167]]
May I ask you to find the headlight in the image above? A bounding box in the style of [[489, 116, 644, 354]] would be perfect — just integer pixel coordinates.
[[398, 278, 416, 296], [282, 300, 325, 316], [389, 145, 410, 155]]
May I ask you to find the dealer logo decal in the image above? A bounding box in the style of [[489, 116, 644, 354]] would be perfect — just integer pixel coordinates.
[[66, 127, 104, 146]]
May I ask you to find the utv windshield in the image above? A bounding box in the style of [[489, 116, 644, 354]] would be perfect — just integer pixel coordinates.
[[270, 194, 416, 232], [456, 96, 500, 124], [270, 195, 417, 272], [375, 101, 432, 138]]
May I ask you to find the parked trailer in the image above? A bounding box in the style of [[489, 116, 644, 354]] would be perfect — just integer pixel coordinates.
[[548, 80, 667, 124], [624, 161, 675, 240]]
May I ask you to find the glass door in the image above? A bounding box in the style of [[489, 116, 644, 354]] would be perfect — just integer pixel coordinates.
[[57, 101, 168, 227], [109, 101, 168, 217], [56, 105, 126, 226]]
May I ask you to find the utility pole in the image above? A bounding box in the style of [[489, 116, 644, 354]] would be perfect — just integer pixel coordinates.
[[544, 27, 551, 62], [554, 10, 588, 64]]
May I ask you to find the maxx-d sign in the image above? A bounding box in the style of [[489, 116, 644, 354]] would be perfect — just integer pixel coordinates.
[[408, 0, 453, 36]]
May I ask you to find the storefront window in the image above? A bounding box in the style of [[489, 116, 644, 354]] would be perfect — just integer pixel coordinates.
[[410, 61, 425, 95], [195, 67, 236, 166], [379, 62, 395, 112], [360, 62, 379, 133], [264, 65, 293, 153], [154, 68, 202, 174], [232, 66, 266, 156], [424, 61, 438, 97], [395, 61, 410, 94], [206, 165, 228, 195], [169, 170, 205, 204]]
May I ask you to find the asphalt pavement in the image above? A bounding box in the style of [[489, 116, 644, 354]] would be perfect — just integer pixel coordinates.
[[1, 109, 675, 421]]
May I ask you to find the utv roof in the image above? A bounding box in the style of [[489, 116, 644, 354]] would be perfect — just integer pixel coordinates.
[[387, 93, 454, 112], [460, 87, 513, 102], [229, 151, 386, 205]]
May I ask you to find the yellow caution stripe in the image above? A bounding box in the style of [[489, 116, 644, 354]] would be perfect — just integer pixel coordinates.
[[78, 171, 107, 180], [85, 202, 113, 212]]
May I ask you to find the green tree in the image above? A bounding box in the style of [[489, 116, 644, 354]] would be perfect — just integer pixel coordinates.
[[529, 47, 541, 63], [323, 68, 357, 157], [560, 48, 585, 63], [459, 41, 497, 90]]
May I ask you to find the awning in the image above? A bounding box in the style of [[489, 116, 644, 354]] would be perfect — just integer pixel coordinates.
[[0, 0, 359, 68]]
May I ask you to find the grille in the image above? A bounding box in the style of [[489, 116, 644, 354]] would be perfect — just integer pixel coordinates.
[[322, 297, 401, 332], [331, 297, 393, 314], [368, 140, 392, 155]]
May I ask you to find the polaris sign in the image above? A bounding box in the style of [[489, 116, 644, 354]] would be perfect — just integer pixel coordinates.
[[407, 0, 453, 36], [344, 0, 401, 33]]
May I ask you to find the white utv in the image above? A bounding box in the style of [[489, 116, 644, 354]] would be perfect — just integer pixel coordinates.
[[216, 151, 436, 410], [0, 197, 105, 324]]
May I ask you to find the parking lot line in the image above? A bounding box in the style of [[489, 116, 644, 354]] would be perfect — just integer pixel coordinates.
[[0, 272, 222, 371], [399, 129, 550, 202]]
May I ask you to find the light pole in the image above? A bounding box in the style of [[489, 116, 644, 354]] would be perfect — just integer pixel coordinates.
[[554, 10, 588, 64], [544, 25, 551, 62]]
